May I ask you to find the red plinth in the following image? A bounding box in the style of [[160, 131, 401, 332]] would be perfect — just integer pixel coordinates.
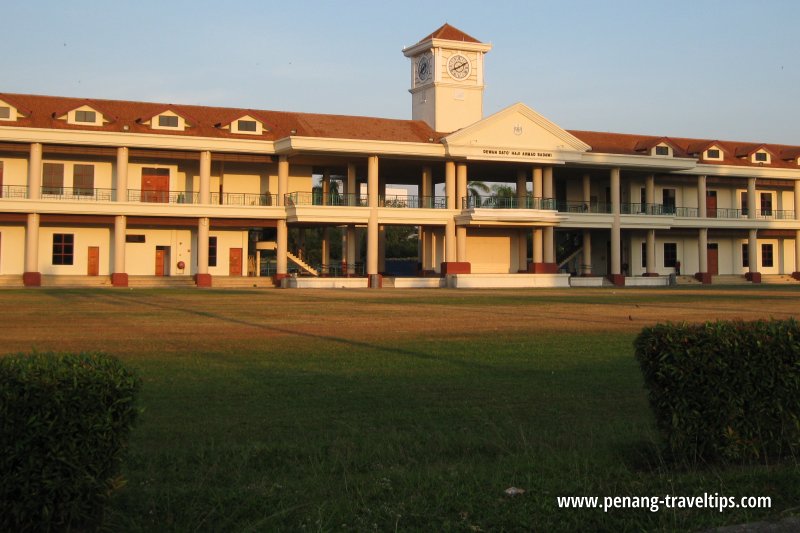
[[642, 272, 660, 277], [23, 272, 41, 287], [694, 272, 712, 284], [440, 262, 471, 275], [195, 273, 212, 287], [528, 262, 558, 274], [745, 272, 761, 283], [111, 273, 129, 287], [792, 272, 800, 281], [273, 273, 290, 287], [608, 274, 625, 286]]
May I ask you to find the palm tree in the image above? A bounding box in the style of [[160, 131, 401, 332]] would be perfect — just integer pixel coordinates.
[[312, 176, 342, 205], [467, 181, 490, 207]]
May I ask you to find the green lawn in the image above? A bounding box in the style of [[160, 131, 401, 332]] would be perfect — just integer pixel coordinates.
[[2, 287, 799, 531]]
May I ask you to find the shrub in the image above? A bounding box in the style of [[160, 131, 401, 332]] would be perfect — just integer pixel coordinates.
[[634, 319, 800, 464], [0, 352, 141, 532]]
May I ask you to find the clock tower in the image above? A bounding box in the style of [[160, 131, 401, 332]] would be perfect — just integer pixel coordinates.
[[403, 24, 492, 132]]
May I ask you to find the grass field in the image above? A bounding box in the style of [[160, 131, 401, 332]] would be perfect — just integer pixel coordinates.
[[2, 286, 800, 532]]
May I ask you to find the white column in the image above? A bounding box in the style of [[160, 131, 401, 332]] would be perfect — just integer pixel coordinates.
[[748, 229, 758, 274], [646, 229, 656, 275], [197, 217, 210, 275], [367, 156, 379, 277], [456, 163, 467, 262], [582, 173, 591, 207], [346, 226, 356, 275], [698, 228, 708, 273], [795, 181, 800, 274], [25, 213, 39, 273], [115, 147, 129, 202], [199, 150, 211, 205], [517, 170, 527, 270], [645, 174, 655, 214], [543, 167, 554, 265], [582, 230, 592, 275], [276, 156, 289, 277], [610, 167, 622, 276], [697, 175, 707, 218], [747, 177, 757, 219], [28, 143, 42, 200], [532, 167, 544, 264], [422, 165, 433, 206], [113, 215, 126, 275], [445, 161, 456, 262]]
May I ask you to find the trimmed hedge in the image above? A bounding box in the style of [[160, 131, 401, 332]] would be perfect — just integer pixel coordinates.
[[634, 319, 800, 463], [0, 352, 141, 532]]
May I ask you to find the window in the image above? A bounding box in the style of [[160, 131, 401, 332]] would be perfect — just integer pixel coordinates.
[[73, 164, 94, 196], [43, 163, 65, 195], [125, 234, 146, 243], [663, 243, 677, 268], [158, 115, 179, 128], [655, 145, 669, 156], [742, 243, 749, 268], [755, 152, 768, 162], [760, 193, 772, 216], [237, 120, 257, 132], [209, 237, 217, 267], [741, 191, 748, 216], [641, 242, 647, 268], [761, 244, 773, 267], [52, 234, 74, 265], [0, 107, 9, 119], [74, 110, 96, 123], [706, 149, 720, 159]]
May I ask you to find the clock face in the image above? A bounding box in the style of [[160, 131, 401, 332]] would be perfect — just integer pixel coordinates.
[[416, 55, 431, 82], [447, 54, 471, 80]]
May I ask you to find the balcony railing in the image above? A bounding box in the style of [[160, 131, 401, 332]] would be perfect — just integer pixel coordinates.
[[128, 189, 200, 204], [40, 187, 114, 201], [210, 192, 278, 206], [286, 192, 367, 207], [463, 195, 557, 209], [0, 185, 28, 198], [380, 195, 447, 208]]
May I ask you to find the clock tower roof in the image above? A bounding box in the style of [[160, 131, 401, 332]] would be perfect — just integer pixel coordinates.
[[416, 23, 482, 45]]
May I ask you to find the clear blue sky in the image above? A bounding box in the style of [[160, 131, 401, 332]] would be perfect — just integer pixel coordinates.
[[5, 0, 799, 144]]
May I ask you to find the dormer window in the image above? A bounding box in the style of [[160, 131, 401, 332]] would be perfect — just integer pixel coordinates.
[[225, 115, 264, 135], [0, 98, 22, 122], [158, 115, 179, 128], [754, 152, 768, 163], [74, 110, 96, 123], [704, 148, 723, 161], [0, 107, 9, 119], [654, 145, 669, 156]]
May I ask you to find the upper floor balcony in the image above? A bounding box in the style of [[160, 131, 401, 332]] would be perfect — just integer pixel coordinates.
[[286, 192, 448, 208]]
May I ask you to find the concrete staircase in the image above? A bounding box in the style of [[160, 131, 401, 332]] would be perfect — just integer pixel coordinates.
[[42, 275, 111, 288], [0, 275, 23, 288], [127, 276, 197, 288], [676, 275, 702, 285], [760, 274, 799, 285], [287, 251, 319, 276], [256, 241, 319, 276], [712, 275, 750, 285], [211, 276, 275, 288]]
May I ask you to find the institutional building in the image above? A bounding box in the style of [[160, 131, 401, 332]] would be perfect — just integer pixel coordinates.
[[1, 24, 799, 288]]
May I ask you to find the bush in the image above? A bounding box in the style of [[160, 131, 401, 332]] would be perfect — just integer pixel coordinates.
[[0, 352, 141, 532], [634, 319, 800, 464]]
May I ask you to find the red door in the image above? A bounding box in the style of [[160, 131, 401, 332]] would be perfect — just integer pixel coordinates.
[[155, 248, 166, 276], [141, 169, 169, 203], [706, 190, 717, 218], [87, 246, 99, 276], [707, 243, 719, 276], [229, 248, 243, 276]]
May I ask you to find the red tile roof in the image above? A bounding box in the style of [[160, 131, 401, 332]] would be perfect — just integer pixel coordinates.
[[416, 23, 481, 44], [0, 93, 439, 143]]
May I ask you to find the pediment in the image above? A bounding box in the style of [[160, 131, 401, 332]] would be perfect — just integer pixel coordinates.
[[442, 103, 590, 162]]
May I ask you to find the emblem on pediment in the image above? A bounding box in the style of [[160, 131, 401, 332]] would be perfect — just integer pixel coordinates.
[[513, 123, 523, 136]]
